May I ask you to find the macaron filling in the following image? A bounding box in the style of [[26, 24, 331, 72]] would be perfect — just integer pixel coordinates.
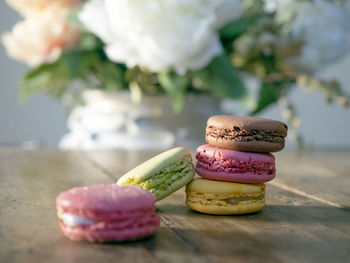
[[186, 191, 265, 206], [196, 152, 275, 175], [59, 212, 95, 226], [224, 193, 265, 205], [58, 210, 160, 229], [139, 159, 194, 198], [206, 127, 285, 143]]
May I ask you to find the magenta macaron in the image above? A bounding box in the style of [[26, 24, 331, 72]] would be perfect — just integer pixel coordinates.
[[56, 184, 160, 242], [195, 144, 276, 183]]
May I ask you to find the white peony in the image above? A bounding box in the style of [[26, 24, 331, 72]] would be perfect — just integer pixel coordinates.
[[268, 0, 350, 73], [2, 9, 80, 67], [264, 0, 297, 25], [78, 0, 243, 74], [287, 0, 350, 73], [6, 0, 83, 17]]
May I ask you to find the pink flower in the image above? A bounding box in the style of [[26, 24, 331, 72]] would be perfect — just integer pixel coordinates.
[[2, 8, 80, 66], [6, 0, 83, 16]]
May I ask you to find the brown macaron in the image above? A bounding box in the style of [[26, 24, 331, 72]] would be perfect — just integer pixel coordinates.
[[206, 115, 288, 153]]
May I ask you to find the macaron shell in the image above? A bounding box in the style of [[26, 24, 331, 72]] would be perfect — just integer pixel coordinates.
[[59, 213, 160, 242], [195, 167, 275, 183], [186, 179, 265, 215], [196, 144, 275, 162], [117, 147, 192, 185], [196, 144, 276, 183], [151, 170, 194, 200], [56, 185, 156, 221], [207, 115, 288, 135], [186, 198, 265, 215], [205, 137, 285, 153], [186, 178, 265, 194]]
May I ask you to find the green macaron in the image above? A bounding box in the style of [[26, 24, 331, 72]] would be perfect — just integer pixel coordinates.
[[117, 147, 195, 201]]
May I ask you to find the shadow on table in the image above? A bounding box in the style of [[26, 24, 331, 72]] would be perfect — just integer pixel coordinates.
[[157, 203, 350, 224], [54, 224, 349, 262], [154, 225, 350, 262]]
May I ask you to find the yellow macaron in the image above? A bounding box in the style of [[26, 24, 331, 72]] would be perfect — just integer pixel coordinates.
[[185, 178, 265, 215]]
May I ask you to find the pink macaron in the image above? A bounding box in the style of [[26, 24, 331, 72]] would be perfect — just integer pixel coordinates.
[[56, 184, 160, 242], [195, 144, 276, 183]]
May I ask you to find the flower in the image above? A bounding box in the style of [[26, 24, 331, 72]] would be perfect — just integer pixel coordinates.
[[272, 0, 350, 73], [264, 0, 297, 25], [6, 0, 82, 16], [79, 0, 243, 74], [2, 9, 80, 67]]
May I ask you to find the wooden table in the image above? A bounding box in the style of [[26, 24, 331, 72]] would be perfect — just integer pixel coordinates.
[[1, 149, 349, 263]]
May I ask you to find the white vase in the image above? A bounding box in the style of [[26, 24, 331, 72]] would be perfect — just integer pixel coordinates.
[[59, 90, 221, 150]]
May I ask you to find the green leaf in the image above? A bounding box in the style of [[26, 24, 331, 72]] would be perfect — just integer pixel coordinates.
[[251, 82, 286, 115], [20, 68, 50, 101], [20, 58, 71, 101], [95, 61, 126, 91], [219, 17, 254, 38], [192, 54, 248, 103], [61, 49, 126, 90], [19, 47, 127, 100], [158, 72, 188, 113], [78, 33, 104, 51], [61, 50, 87, 78]]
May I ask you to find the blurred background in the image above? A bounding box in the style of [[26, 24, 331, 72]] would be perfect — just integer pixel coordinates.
[[1, 1, 350, 149]]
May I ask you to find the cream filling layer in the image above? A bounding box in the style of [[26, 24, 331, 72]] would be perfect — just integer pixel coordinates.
[[139, 158, 194, 198], [59, 212, 95, 226], [186, 191, 265, 207]]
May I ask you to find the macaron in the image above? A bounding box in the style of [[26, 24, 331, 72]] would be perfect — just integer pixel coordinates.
[[186, 178, 265, 215], [56, 184, 160, 242], [195, 144, 276, 183], [206, 115, 288, 152], [117, 147, 195, 201]]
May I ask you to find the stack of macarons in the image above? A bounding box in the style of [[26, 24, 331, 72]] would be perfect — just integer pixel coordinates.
[[186, 115, 288, 215], [55, 115, 287, 243]]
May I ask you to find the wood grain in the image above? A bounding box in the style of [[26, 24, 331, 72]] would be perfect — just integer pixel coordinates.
[[0, 149, 155, 263], [273, 151, 350, 207], [86, 150, 350, 263], [0, 149, 210, 263], [1, 149, 350, 263]]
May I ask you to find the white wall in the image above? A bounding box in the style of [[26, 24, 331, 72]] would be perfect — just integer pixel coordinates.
[[1, 3, 350, 148], [261, 53, 350, 149], [0, 3, 67, 147]]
